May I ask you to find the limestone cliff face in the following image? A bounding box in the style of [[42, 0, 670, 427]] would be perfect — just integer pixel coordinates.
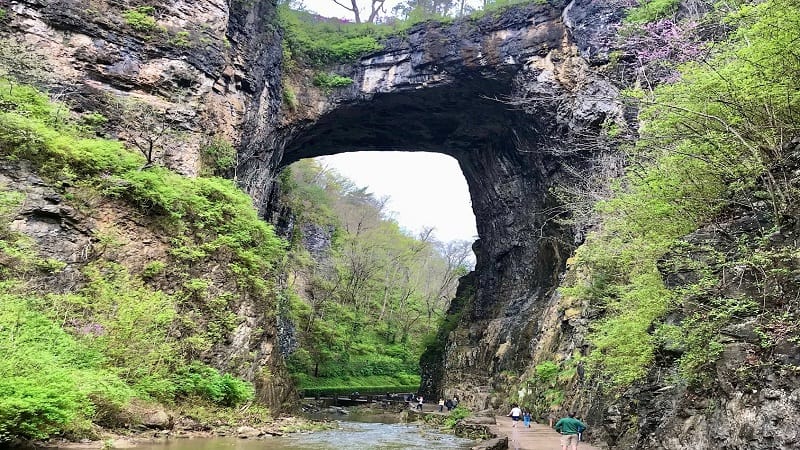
[[1, 0, 294, 409], [4, 0, 281, 178]]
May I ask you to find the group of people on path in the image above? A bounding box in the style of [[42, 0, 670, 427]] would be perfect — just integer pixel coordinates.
[[408, 394, 459, 412], [508, 405, 588, 450], [438, 396, 459, 412]]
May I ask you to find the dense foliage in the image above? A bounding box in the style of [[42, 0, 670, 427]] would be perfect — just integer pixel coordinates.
[[280, 159, 472, 396], [279, 6, 386, 68], [560, 0, 800, 389], [0, 80, 285, 440]]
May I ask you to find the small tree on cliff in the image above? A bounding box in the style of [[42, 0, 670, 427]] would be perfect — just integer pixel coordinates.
[[113, 99, 180, 168]]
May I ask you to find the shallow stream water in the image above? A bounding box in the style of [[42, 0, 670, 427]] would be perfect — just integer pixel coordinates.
[[124, 414, 473, 450]]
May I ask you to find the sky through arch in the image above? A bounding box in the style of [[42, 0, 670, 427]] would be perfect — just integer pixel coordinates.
[[317, 152, 477, 244]]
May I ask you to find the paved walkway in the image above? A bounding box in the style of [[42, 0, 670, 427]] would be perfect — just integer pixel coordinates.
[[493, 417, 601, 450]]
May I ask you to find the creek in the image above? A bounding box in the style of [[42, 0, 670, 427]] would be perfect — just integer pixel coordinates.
[[117, 413, 473, 450]]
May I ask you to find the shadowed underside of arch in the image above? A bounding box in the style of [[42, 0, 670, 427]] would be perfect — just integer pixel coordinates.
[[280, 80, 516, 161]]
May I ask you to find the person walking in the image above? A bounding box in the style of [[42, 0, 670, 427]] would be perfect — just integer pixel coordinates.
[[507, 404, 522, 427], [438, 398, 445, 412], [417, 395, 424, 411], [523, 410, 531, 428], [554, 412, 587, 450], [548, 408, 558, 428]]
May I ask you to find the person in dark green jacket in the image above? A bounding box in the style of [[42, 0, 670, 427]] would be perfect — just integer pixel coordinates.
[[554, 412, 587, 450]]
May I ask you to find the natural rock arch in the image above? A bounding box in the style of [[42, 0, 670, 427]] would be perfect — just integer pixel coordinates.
[[256, 0, 626, 403]]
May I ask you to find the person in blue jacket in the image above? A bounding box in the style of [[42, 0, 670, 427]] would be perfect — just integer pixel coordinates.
[[522, 410, 531, 428]]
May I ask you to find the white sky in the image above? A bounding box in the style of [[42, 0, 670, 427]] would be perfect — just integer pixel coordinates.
[[317, 152, 478, 243], [299, 0, 399, 19], [299, 0, 484, 20]]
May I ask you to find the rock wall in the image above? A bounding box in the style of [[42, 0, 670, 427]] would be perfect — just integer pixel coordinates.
[[1, 0, 295, 410], [3, 0, 282, 178]]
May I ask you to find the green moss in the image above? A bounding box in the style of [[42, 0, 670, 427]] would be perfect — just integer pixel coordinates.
[[533, 361, 558, 383], [444, 405, 471, 429], [282, 82, 298, 111], [200, 137, 236, 176], [141, 261, 166, 279], [169, 31, 193, 48], [122, 6, 159, 33]]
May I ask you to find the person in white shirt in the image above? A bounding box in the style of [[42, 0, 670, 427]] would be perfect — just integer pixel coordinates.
[[508, 404, 523, 427]]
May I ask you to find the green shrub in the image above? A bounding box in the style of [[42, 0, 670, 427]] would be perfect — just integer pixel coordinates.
[[625, 0, 681, 23], [313, 72, 353, 92], [679, 297, 760, 383], [78, 112, 109, 135], [279, 6, 384, 67], [0, 376, 85, 441], [200, 137, 236, 175], [282, 83, 298, 111], [141, 260, 166, 279], [174, 363, 254, 406], [444, 405, 471, 429], [533, 361, 559, 383], [0, 295, 133, 441], [286, 348, 314, 375], [0, 83, 142, 179], [561, 0, 800, 389], [170, 31, 192, 48], [122, 6, 159, 33]]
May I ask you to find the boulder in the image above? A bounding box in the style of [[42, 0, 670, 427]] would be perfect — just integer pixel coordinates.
[[471, 436, 508, 450], [142, 408, 172, 429], [236, 426, 262, 439]]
